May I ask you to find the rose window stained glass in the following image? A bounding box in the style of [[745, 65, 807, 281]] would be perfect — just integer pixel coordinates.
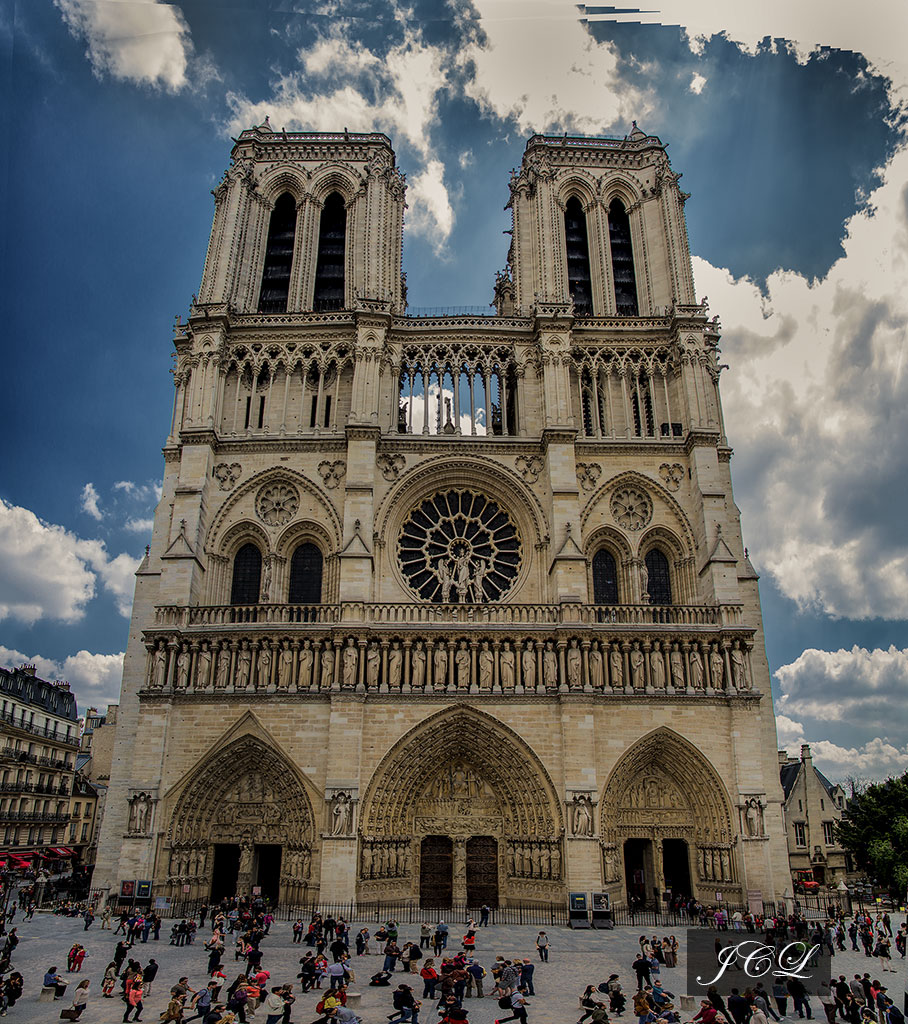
[[398, 490, 521, 603]]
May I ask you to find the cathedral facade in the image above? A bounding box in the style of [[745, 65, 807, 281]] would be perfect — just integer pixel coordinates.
[[94, 124, 791, 911]]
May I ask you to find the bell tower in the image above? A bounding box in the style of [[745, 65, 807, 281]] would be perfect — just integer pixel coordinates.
[[507, 124, 696, 316], [198, 123, 407, 314]]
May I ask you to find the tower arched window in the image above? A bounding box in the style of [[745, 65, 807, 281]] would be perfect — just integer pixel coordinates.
[[608, 198, 639, 316], [230, 543, 262, 605], [644, 548, 672, 605], [564, 196, 593, 316], [288, 542, 324, 604], [592, 548, 619, 604], [313, 192, 347, 311], [258, 192, 297, 313]]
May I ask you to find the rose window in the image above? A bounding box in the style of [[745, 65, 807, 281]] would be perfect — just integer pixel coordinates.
[[256, 482, 300, 527], [610, 487, 652, 531], [398, 489, 521, 603]]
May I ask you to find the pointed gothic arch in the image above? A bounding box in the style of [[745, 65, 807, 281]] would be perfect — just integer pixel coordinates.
[[599, 727, 740, 904], [359, 706, 564, 904], [164, 727, 318, 904]]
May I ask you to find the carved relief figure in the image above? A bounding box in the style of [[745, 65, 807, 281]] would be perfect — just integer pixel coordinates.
[[278, 640, 293, 691], [522, 642, 536, 690], [343, 639, 358, 688], [566, 640, 582, 689], [331, 792, 353, 835], [175, 644, 190, 690], [543, 642, 558, 688], [471, 558, 490, 603], [500, 641, 515, 690], [388, 641, 402, 689], [650, 645, 666, 689], [298, 640, 313, 690], [710, 646, 725, 689], [152, 641, 167, 689], [479, 642, 493, 689], [670, 646, 684, 688], [437, 560, 454, 603], [258, 642, 272, 690], [589, 642, 604, 689], [433, 644, 448, 690], [129, 793, 150, 834], [630, 644, 645, 689], [571, 793, 594, 836], [455, 641, 470, 689], [215, 643, 231, 689], [411, 641, 426, 689], [689, 648, 704, 689], [609, 646, 623, 688], [731, 643, 749, 689], [321, 644, 335, 689], [197, 642, 212, 689], [236, 641, 252, 690], [367, 641, 381, 689]]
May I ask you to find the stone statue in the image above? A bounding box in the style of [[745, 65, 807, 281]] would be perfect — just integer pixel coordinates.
[[438, 560, 455, 603], [500, 641, 515, 690], [257, 641, 272, 689], [215, 643, 231, 689], [455, 641, 470, 689], [411, 641, 426, 689], [507, 843, 516, 876], [455, 555, 472, 602], [278, 640, 293, 690], [260, 556, 272, 602], [551, 843, 562, 879], [236, 641, 252, 690], [540, 844, 551, 878], [388, 642, 402, 689], [320, 644, 335, 689], [609, 647, 623, 688], [152, 641, 168, 688], [367, 641, 381, 689], [470, 557, 490, 603], [689, 648, 704, 689], [175, 644, 190, 689], [521, 642, 536, 690], [603, 846, 617, 882], [343, 639, 358, 688], [571, 793, 594, 836], [331, 792, 353, 835], [589, 643, 604, 689], [479, 642, 493, 689], [543, 641, 558, 688], [239, 837, 254, 876], [298, 640, 313, 690], [720, 848, 731, 880], [670, 646, 684, 688], [197, 642, 212, 689], [566, 640, 582, 689], [639, 559, 650, 604], [129, 793, 150, 833], [731, 643, 748, 689], [529, 844, 541, 877], [630, 644, 645, 689], [710, 646, 725, 689], [744, 799, 759, 837], [362, 844, 373, 878], [433, 644, 448, 689], [650, 646, 666, 689]]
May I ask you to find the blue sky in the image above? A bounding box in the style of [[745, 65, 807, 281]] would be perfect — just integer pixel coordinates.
[[2, 0, 908, 781]]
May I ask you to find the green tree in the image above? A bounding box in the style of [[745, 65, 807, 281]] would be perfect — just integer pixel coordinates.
[[835, 772, 908, 896]]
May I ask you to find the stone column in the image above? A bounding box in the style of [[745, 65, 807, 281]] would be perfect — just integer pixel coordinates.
[[452, 837, 467, 903]]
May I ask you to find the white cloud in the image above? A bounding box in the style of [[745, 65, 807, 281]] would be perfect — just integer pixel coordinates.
[[463, 0, 651, 134], [0, 645, 123, 711], [774, 646, 908, 780], [0, 500, 140, 624], [227, 27, 452, 241], [689, 72, 707, 94], [54, 0, 194, 91], [693, 135, 908, 620], [124, 517, 154, 534], [459, 150, 474, 170], [80, 481, 103, 521]]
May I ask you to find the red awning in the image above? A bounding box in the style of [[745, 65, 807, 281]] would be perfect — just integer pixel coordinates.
[[8, 854, 31, 868], [48, 847, 74, 857]]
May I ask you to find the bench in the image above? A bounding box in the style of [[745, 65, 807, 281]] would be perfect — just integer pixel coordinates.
[[38, 986, 57, 1002], [345, 992, 363, 1008]]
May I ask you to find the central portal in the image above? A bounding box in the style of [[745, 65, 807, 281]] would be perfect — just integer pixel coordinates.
[[466, 835, 498, 908], [420, 835, 453, 906]]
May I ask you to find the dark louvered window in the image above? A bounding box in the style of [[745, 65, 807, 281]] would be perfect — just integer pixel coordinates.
[[288, 543, 323, 604], [230, 544, 262, 605], [645, 548, 672, 605], [608, 198, 638, 316], [313, 192, 346, 311], [564, 197, 593, 316], [258, 192, 297, 313], [592, 549, 619, 604]]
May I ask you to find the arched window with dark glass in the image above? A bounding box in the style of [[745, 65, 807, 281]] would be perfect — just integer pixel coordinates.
[[313, 192, 346, 311], [564, 196, 593, 316], [230, 543, 262, 605], [608, 198, 638, 316], [288, 542, 324, 604], [592, 549, 619, 604], [644, 548, 672, 605], [258, 192, 297, 313]]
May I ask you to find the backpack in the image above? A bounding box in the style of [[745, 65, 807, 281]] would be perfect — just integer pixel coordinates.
[[316, 1000, 326, 1014], [499, 997, 512, 1009]]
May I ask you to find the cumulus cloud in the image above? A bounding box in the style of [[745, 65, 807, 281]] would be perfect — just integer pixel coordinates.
[[227, 27, 453, 243], [0, 500, 140, 624], [124, 517, 154, 534], [463, 0, 650, 134], [80, 481, 103, 520], [774, 646, 908, 780], [0, 644, 123, 711], [694, 137, 908, 619], [689, 72, 707, 94], [54, 0, 194, 91]]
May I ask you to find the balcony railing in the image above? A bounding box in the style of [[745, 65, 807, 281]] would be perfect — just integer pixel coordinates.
[[0, 712, 79, 747], [0, 811, 70, 823], [155, 601, 744, 629]]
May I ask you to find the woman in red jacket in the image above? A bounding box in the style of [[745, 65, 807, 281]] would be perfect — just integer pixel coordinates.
[[421, 958, 439, 999]]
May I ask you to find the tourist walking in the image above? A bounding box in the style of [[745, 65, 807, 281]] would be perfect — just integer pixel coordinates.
[[535, 932, 549, 962], [496, 986, 529, 1024], [122, 979, 144, 1022]]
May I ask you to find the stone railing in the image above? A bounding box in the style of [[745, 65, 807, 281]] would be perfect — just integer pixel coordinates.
[[142, 614, 756, 699], [154, 601, 743, 629]]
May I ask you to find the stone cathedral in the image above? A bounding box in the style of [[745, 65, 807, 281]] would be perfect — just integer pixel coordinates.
[[94, 123, 791, 911]]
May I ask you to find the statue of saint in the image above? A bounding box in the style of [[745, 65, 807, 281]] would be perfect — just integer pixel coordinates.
[[215, 643, 231, 689], [152, 641, 167, 689], [478, 642, 493, 689], [572, 794, 594, 836], [470, 558, 490, 603], [689, 648, 704, 689], [609, 647, 623, 688], [298, 640, 313, 690], [433, 644, 448, 690], [650, 646, 666, 689], [320, 644, 335, 689], [235, 641, 252, 690], [197, 642, 212, 689], [343, 639, 358, 688], [367, 641, 381, 689], [331, 792, 353, 835], [543, 642, 558, 689], [731, 643, 749, 689], [521, 642, 536, 690], [566, 640, 582, 689], [388, 641, 402, 689], [500, 642, 515, 690], [437, 560, 455, 603], [257, 642, 272, 690], [411, 641, 426, 689], [589, 643, 604, 690], [278, 640, 293, 691], [175, 644, 190, 690], [670, 646, 684, 688], [630, 645, 645, 689], [710, 646, 725, 689], [129, 793, 150, 833], [455, 641, 470, 689]]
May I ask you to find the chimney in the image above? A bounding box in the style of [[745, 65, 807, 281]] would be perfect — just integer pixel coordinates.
[[778, 749, 789, 766], [800, 744, 812, 763], [19, 664, 36, 677]]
